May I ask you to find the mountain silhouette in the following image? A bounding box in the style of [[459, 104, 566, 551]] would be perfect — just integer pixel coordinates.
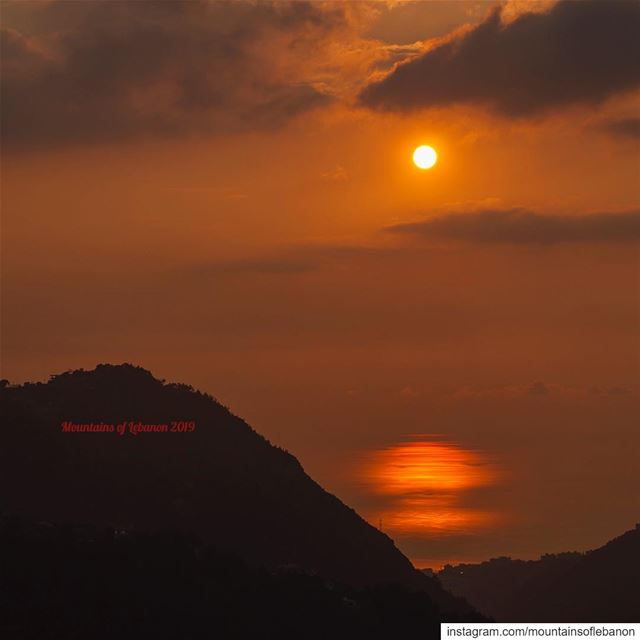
[[0, 363, 474, 617], [438, 525, 640, 621], [1, 515, 482, 639]]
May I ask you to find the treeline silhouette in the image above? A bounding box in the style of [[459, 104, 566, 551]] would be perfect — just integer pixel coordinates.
[[438, 524, 640, 622], [1, 515, 483, 640]]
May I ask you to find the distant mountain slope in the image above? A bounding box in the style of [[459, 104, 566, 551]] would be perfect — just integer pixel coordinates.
[[438, 525, 640, 622], [0, 364, 475, 617]]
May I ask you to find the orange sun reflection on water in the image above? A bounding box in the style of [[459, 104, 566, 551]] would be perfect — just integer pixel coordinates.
[[357, 435, 502, 536]]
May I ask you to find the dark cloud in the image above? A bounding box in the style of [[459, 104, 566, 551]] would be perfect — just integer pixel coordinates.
[[600, 117, 640, 140], [360, 0, 640, 117], [0, 1, 345, 150], [386, 209, 640, 244]]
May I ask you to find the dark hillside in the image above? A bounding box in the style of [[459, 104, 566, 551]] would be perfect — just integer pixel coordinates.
[[0, 364, 474, 616], [438, 525, 640, 621]]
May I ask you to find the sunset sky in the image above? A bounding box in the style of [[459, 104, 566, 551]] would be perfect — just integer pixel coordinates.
[[2, 0, 639, 568]]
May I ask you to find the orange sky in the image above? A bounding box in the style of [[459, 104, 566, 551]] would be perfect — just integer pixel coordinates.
[[2, 0, 639, 567]]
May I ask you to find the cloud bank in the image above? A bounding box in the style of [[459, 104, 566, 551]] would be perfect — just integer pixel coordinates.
[[360, 0, 640, 117], [387, 209, 640, 245], [1, 1, 355, 150]]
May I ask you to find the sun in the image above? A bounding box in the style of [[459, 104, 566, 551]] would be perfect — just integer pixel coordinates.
[[413, 145, 438, 170]]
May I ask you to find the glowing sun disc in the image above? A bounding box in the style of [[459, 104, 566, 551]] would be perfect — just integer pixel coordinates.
[[413, 145, 437, 170]]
